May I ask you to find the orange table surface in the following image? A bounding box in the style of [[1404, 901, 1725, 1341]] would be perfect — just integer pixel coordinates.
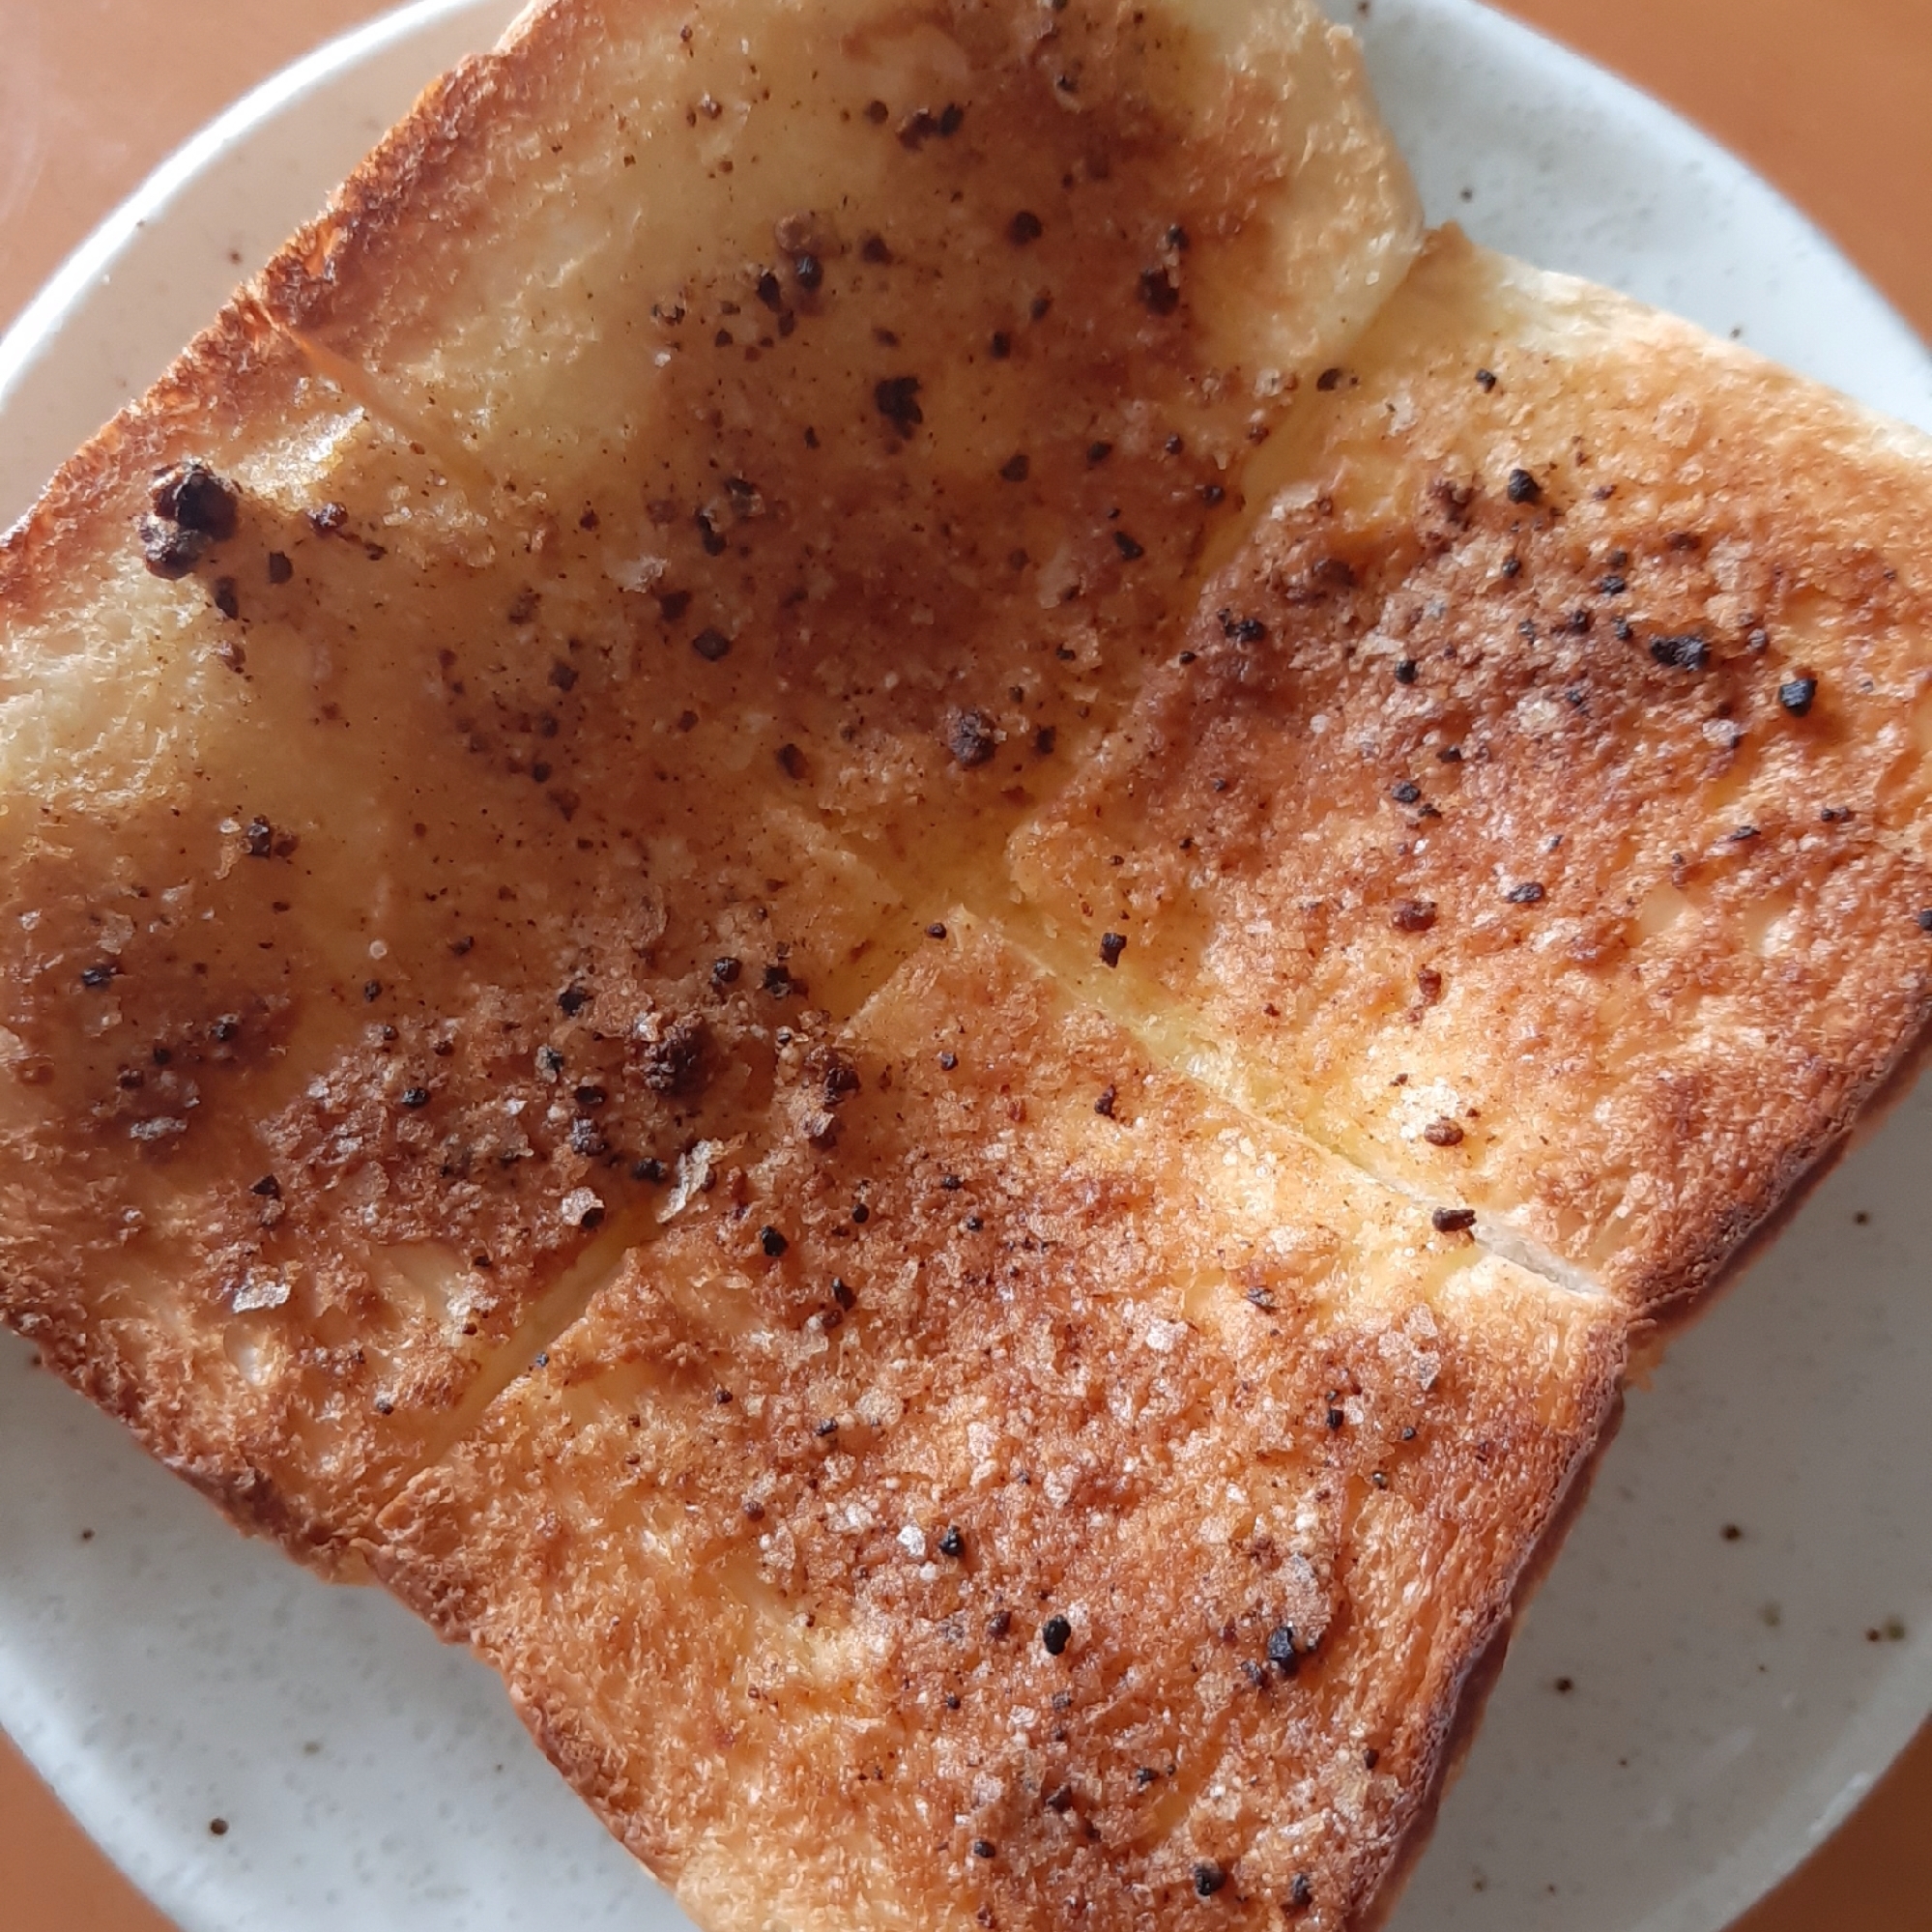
[[0, 1, 1926, 1928]]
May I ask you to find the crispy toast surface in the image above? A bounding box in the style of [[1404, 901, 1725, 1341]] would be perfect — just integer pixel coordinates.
[[3, 0, 1931, 1927], [0, 0, 1421, 1568], [1014, 229, 1932, 1314]]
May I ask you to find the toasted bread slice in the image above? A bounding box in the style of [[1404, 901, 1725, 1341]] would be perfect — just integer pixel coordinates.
[[1012, 228, 1932, 1313], [377, 923, 1624, 1932], [7, 0, 1932, 1926]]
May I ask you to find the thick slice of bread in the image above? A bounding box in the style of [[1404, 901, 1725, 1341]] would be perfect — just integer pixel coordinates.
[[5, 0, 1932, 1925], [377, 921, 1624, 1932], [0, 357, 917, 1563], [1012, 228, 1932, 1313]]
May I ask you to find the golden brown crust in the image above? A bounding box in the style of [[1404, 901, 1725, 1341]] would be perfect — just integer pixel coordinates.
[[1011, 227, 1932, 1314], [378, 926, 1625, 1932]]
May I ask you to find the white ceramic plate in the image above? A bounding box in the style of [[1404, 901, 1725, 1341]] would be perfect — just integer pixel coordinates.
[[1, 4, 1927, 1929]]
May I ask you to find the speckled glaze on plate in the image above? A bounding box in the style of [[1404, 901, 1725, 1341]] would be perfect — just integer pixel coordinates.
[[0, 3, 1926, 1929]]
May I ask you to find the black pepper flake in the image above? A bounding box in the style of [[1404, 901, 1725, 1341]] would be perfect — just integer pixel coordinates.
[[939, 1052, 959, 1070], [1219, 611, 1267, 644], [1095, 1085, 1117, 1118], [831, 1278, 856, 1311], [937, 1525, 965, 1558], [569, 1118, 607, 1156], [1287, 1874, 1313, 1912], [1008, 210, 1044, 245], [1000, 453, 1031, 483], [711, 956, 742, 987], [971, 1840, 997, 1860], [1394, 658, 1419, 686], [941, 1174, 964, 1192], [777, 742, 807, 781], [1437, 745, 1464, 764], [1651, 633, 1710, 672], [212, 576, 241, 620], [1315, 367, 1343, 392], [250, 1175, 281, 1199], [1327, 1405, 1346, 1430], [1505, 880, 1546, 906], [1390, 780, 1423, 806], [363, 979, 385, 1003], [793, 252, 823, 292], [875, 375, 924, 432], [80, 963, 119, 990], [1507, 467, 1543, 505], [1193, 1863, 1226, 1899], [243, 817, 274, 858], [558, 985, 591, 1016], [755, 271, 784, 312], [1042, 1614, 1073, 1656], [1779, 676, 1818, 717], [1114, 532, 1145, 562], [762, 964, 795, 998], [851, 1202, 871, 1223], [927, 922, 949, 940], [948, 709, 998, 768], [1034, 725, 1057, 756], [760, 1226, 789, 1257], [692, 626, 732, 662], [633, 1158, 668, 1183], [1099, 932, 1128, 968], [1201, 482, 1226, 505], [1045, 1784, 1074, 1814], [1139, 268, 1181, 316], [1432, 1206, 1478, 1234], [400, 1087, 431, 1109], [1391, 899, 1438, 934], [1424, 1118, 1465, 1147], [1600, 574, 1629, 596], [1476, 368, 1497, 391], [1918, 910, 1932, 933], [642, 1016, 709, 1093]]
